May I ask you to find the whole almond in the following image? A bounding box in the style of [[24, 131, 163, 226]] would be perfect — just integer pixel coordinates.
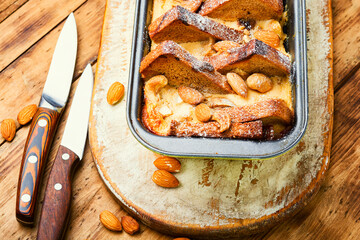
[[1, 119, 16, 142], [17, 104, 38, 125], [254, 30, 280, 48], [262, 20, 282, 37], [99, 210, 122, 232], [246, 73, 273, 93], [213, 41, 241, 52], [178, 86, 204, 105], [195, 103, 212, 122], [226, 72, 248, 98], [152, 170, 179, 188], [212, 111, 231, 132], [154, 156, 181, 173], [107, 82, 125, 105], [206, 97, 235, 108], [121, 216, 140, 235]]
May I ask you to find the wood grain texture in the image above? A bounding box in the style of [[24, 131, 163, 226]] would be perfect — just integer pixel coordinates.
[[0, 0, 359, 239], [89, 0, 333, 238], [332, 0, 360, 87], [16, 107, 60, 225], [0, 0, 86, 70], [0, 0, 28, 23], [37, 145, 80, 240], [0, 0, 106, 144]]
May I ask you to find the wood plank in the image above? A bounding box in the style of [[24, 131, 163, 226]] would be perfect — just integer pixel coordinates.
[[0, 0, 28, 23], [0, 0, 86, 71], [0, 64, 172, 239], [332, 0, 360, 87], [0, 0, 106, 144]]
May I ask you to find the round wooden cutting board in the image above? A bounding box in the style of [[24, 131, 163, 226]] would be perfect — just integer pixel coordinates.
[[89, 0, 333, 238]]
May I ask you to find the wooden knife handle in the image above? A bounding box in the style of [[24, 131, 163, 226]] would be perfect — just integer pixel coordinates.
[[16, 107, 61, 225], [37, 145, 80, 240]]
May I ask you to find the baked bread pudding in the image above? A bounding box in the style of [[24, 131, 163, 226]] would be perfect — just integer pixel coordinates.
[[139, 0, 293, 140]]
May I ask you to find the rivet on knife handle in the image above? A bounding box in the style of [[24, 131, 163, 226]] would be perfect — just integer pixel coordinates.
[[16, 107, 60, 225], [37, 145, 80, 240]]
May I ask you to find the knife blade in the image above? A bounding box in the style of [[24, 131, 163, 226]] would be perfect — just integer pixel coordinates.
[[37, 64, 94, 240], [16, 13, 77, 226]]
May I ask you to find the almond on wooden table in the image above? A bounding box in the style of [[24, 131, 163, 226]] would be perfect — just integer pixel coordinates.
[[1, 119, 16, 142], [121, 216, 140, 235], [178, 86, 204, 105], [17, 104, 38, 125], [226, 72, 248, 98], [107, 82, 125, 105], [254, 30, 280, 48], [99, 210, 122, 232], [152, 170, 179, 188], [154, 156, 181, 172], [195, 103, 212, 122]]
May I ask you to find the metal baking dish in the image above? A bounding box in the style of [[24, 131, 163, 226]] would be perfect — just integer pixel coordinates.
[[126, 0, 308, 159]]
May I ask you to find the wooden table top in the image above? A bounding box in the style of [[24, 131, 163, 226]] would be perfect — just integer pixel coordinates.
[[0, 0, 359, 239]]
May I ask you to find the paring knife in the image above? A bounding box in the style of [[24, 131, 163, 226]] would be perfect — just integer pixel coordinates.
[[16, 13, 77, 226], [37, 64, 94, 240]]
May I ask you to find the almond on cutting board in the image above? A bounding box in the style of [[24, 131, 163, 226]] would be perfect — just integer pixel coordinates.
[[99, 210, 122, 232], [178, 86, 204, 105], [154, 156, 181, 173], [226, 72, 248, 98], [1, 119, 16, 142], [152, 170, 179, 188], [17, 104, 38, 125], [107, 82, 125, 105], [121, 216, 140, 235]]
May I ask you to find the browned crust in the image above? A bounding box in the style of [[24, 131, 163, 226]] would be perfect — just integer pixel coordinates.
[[199, 0, 284, 21], [140, 40, 234, 94], [142, 98, 292, 137], [221, 99, 294, 125], [149, 6, 243, 44], [207, 39, 291, 76], [175, 0, 203, 12], [174, 120, 263, 138]]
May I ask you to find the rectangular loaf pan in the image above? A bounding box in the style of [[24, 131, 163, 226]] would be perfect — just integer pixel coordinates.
[[126, 0, 308, 159]]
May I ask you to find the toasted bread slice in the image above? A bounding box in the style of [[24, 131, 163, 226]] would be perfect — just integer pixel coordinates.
[[199, 0, 284, 21], [221, 99, 294, 124], [149, 6, 243, 44], [140, 41, 234, 94], [207, 39, 291, 76], [174, 120, 263, 138]]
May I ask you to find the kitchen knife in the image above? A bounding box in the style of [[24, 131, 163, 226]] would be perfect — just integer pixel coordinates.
[[16, 13, 77, 226], [37, 64, 94, 240]]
